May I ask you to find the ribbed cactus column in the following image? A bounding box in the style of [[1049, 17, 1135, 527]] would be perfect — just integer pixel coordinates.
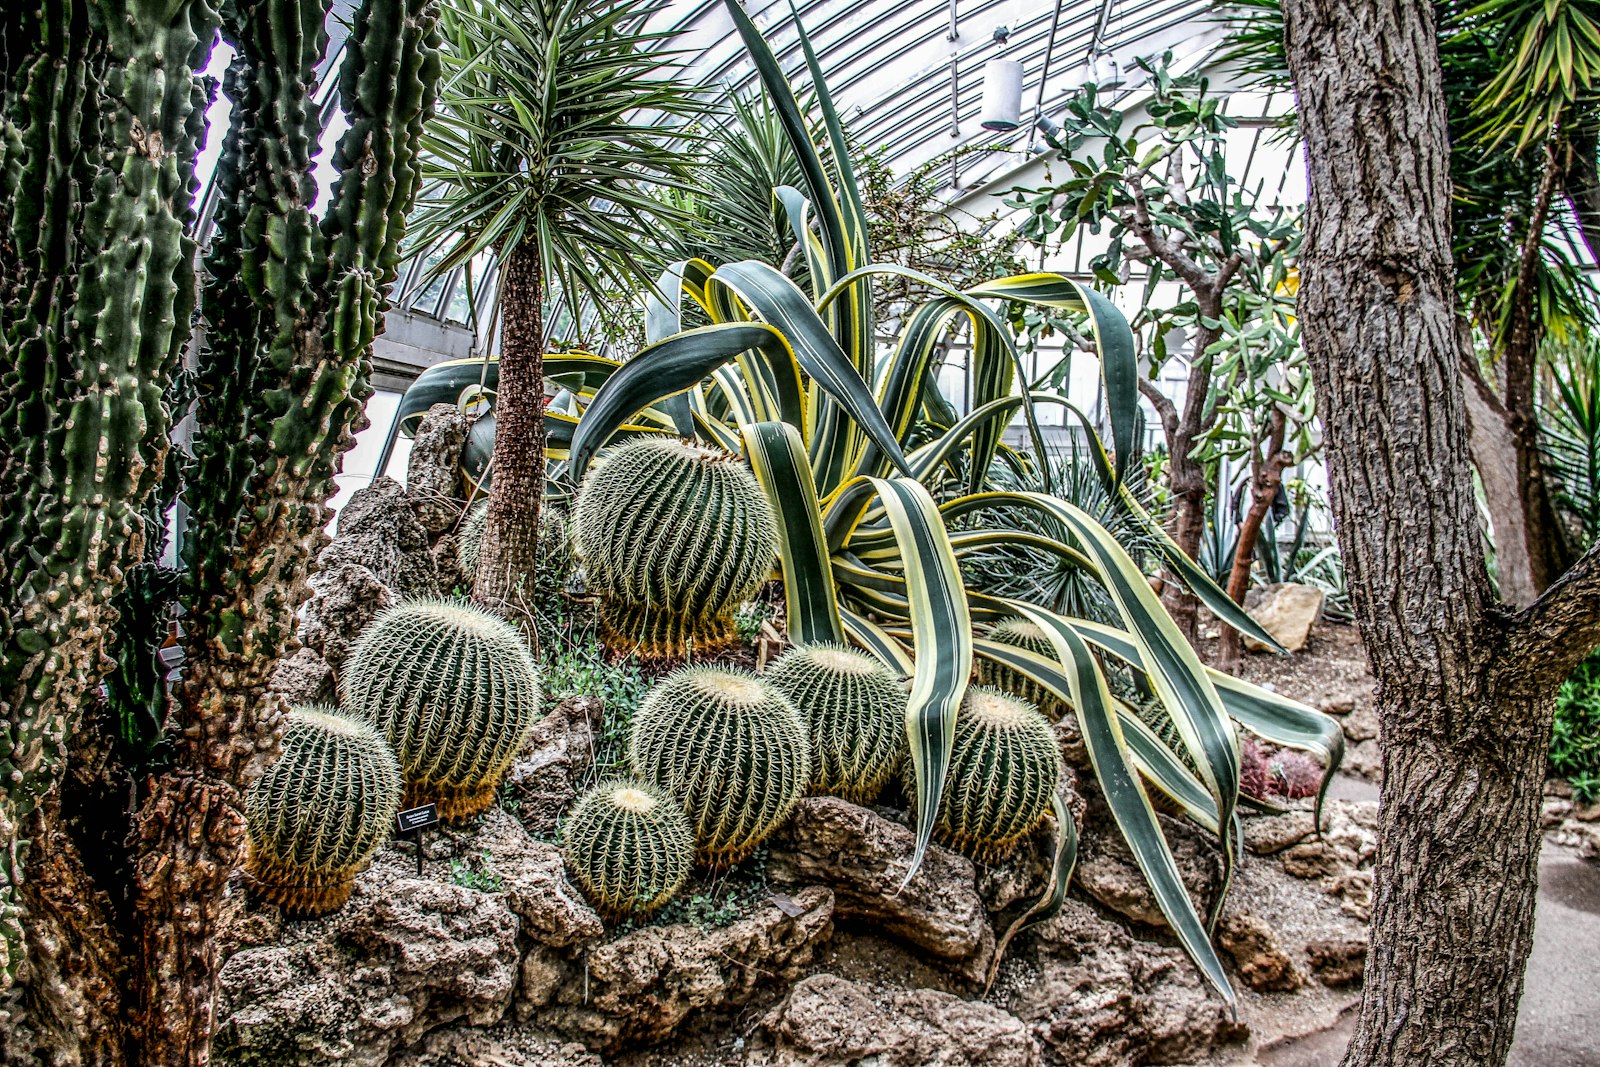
[[128, 0, 441, 1061], [0, 0, 219, 1003]]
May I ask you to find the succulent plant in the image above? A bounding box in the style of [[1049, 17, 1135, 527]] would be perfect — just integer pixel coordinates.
[[629, 666, 810, 867], [244, 706, 402, 915], [561, 779, 695, 920], [573, 438, 778, 659], [913, 685, 1062, 864], [764, 643, 906, 804], [342, 598, 542, 820], [975, 618, 1066, 719]]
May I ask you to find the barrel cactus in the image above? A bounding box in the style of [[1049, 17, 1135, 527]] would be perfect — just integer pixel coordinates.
[[561, 779, 695, 920], [976, 618, 1065, 719], [573, 438, 778, 659], [342, 598, 542, 820], [765, 643, 906, 804], [244, 706, 402, 915], [914, 685, 1062, 864], [629, 666, 810, 867]]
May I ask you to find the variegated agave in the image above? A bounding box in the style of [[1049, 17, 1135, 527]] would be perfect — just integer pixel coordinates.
[[395, 0, 1342, 1007]]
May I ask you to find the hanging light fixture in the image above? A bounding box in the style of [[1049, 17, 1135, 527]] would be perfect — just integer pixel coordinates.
[[980, 26, 1022, 131]]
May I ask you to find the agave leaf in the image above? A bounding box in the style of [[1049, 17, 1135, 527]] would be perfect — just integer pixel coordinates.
[[828, 476, 972, 882], [710, 260, 911, 488], [567, 321, 803, 477], [994, 604, 1236, 1006], [989, 790, 1079, 991], [742, 420, 845, 645], [842, 607, 916, 675], [966, 275, 1139, 483]]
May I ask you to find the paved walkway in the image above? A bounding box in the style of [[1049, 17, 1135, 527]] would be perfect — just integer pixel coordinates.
[[1260, 834, 1600, 1067]]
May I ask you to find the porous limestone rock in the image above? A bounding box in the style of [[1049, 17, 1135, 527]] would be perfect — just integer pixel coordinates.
[[536, 886, 834, 1053], [1243, 582, 1325, 653], [999, 898, 1248, 1067], [296, 562, 395, 671], [1218, 912, 1302, 991], [1305, 938, 1367, 987], [502, 696, 602, 837], [407, 404, 469, 535], [1242, 810, 1318, 855], [747, 973, 1042, 1067], [765, 797, 994, 980], [386, 1026, 602, 1067], [269, 647, 334, 706], [215, 813, 601, 1067], [319, 476, 439, 597], [214, 874, 520, 1066], [1072, 800, 1220, 929]]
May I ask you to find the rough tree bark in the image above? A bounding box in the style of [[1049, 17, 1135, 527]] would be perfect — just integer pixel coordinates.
[[1283, 2, 1600, 1065], [1216, 408, 1291, 671], [471, 240, 546, 647]]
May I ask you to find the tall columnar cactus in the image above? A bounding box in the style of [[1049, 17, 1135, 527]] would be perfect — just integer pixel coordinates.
[[130, 0, 442, 1059], [0, 0, 220, 992], [975, 618, 1066, 719], [574, 438, 778, 659], [561, 779, 695, 920], [912, 686, 1062, 864], [244, 706, 402, 915], [343, 599, 543, 820], [629, 666, 810, 867], [765, 643, 907, 804]]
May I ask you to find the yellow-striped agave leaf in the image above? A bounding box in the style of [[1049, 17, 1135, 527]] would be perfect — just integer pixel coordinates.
[[742, 420, 844, 646], [827, 476, 973, 882]]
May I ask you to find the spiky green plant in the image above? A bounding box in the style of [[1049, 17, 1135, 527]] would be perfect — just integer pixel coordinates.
[[343, 599, 542, 820], [574, 437, 778, 659], [913, 686, 1062, 864], [974, 618, 1065, 720], [628, 666, 810, 867], [561, 779, 694, 920], [764, 643, 906, 803], [245, 706, 402, 915]]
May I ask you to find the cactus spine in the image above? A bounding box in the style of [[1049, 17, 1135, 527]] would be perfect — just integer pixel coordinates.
[[629, 666, 810, 867], [343, 599, 543, 820], [574, 438, 778, 659], [131, 0, 443, 1056], [915, 686, 1062, 864], [976, 618, 1066, 719], [0, 0, 221, 989], [245, 706, 402, 915], [561, 779, 695, 920], [765, 643, 906, 804]]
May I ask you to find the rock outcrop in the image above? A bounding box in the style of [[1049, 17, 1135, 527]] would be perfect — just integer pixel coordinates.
[[766, 797, 994, 980], [503, 695, 602, 837], [748, 974, 1041, 1067], [406, 404, 469, 536], [535, 886, 835, 1053]]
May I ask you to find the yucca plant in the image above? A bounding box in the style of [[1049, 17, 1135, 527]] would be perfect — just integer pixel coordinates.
[[408, 0, 711, 627], [396, 0, 1343, 1005]]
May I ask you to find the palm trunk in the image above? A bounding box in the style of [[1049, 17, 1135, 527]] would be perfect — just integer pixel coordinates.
[[1283, 3, 1600, 1065], [471, 240, 547, 646]]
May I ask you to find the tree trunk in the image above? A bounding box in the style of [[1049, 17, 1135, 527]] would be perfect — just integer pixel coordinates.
[[472, 240, 547, 645], [1462, 354, 1542, 607], [1157, 318, 1224, 645], [1216, 412, 1290, 671], [1283, 2, 1600, 1065]]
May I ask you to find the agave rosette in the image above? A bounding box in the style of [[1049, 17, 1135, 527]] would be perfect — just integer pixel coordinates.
[[394, 0, 1343, 1007]]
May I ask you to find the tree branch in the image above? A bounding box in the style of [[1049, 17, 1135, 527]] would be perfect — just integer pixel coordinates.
[[1510, 541, 1600, 684], [1137, 377, 1179, 440], [1123, 181, 1211, 291]]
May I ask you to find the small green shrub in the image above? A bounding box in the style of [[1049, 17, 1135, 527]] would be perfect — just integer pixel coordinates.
[[540, 638, 650, 780], [448, 850, 504, 893], [1553, 649, 1600, 804]]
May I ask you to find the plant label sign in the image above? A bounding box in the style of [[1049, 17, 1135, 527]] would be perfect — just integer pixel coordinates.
[[395, 803, 440, 875], [395, 804, 440, 834]]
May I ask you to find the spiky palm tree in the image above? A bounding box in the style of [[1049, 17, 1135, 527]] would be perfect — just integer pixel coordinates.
[[410, 0, 708, 633]]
